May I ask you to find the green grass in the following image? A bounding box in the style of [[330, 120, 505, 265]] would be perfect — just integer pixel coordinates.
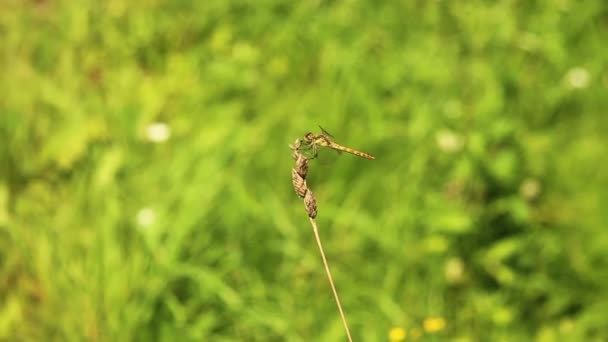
[[1, 1, 608, 340]]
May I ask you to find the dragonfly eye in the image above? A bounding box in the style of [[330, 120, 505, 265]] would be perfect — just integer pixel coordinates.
[[305, 132, 314, 140]]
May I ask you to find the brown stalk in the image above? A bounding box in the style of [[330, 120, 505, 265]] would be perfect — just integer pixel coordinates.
[[289, 138, 353, 342]]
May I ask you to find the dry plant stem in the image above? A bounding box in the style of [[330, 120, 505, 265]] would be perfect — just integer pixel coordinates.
[[290, 138, 353, 341], [309, 217, 353, 342]]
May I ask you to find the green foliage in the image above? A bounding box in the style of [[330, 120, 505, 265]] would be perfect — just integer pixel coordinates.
[[1, 0, 608, 340]]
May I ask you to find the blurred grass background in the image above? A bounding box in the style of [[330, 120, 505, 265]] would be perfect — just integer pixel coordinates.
[[1, 0, 608, 341]]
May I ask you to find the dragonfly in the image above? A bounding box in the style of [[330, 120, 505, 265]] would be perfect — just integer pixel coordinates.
[[300, 126, 375, 160]]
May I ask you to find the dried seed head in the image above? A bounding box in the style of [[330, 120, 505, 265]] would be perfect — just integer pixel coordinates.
[[291, 136, 317, 218], [290, 139, 303, 159], [291, 167, 307, 198], [294, 154, 308, 178], [304, 190, 318, 219]]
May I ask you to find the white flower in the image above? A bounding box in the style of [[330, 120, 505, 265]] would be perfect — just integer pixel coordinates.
[[436, 129, 463, 153], [137, 207, 156, 228], [565, 67, 590, 89], [146, 122, 171, 143]]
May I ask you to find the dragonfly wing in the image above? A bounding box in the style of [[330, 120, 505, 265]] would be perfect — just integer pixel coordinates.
[[318, 125, 335, 138]]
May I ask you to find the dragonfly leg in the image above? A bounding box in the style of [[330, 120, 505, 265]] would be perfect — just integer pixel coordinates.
[[296, 141, 317, 160], [308, 144, 319, 160]]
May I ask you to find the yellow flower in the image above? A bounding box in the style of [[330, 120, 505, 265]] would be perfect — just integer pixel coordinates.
[[388, 327, 407, 341], [423, 317, 446, 333]]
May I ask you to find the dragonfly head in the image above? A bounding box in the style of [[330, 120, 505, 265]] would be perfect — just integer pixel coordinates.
[[304, 132, 315, 141]]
